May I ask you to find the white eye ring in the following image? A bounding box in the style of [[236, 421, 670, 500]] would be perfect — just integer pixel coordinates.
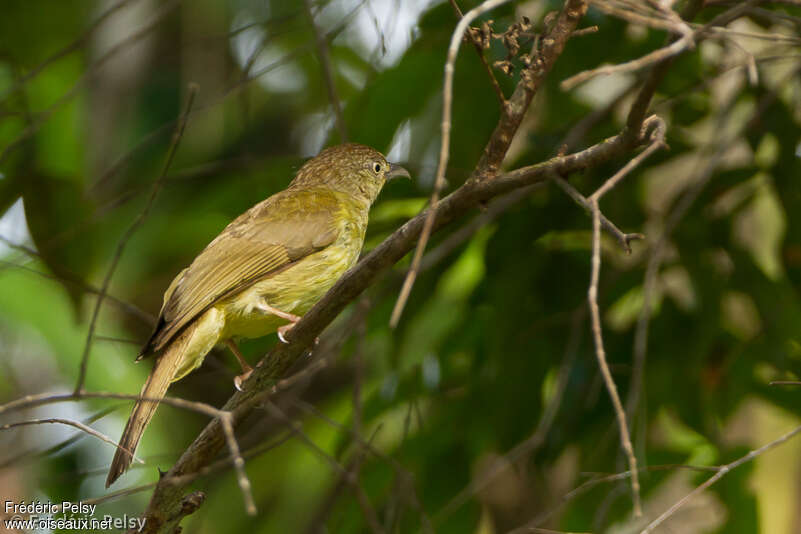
[[372, 162, 382, 173]]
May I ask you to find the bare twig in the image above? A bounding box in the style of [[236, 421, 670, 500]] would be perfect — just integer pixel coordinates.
[[589, 0, 693, 36], [562, 32, 694, 90], [0, 254, 154, 325], [640, 422, 801, 533], [447, 0, 507, 105], [589, 118, 666, 201], [0, 417, 143, 464], [551, 175, 644, 253], [304, 0, 348, 142], [549, 114, 664, 254], [0, 406, 118, 468], [564, 0, 757, 91], [219, 414, 256, 515], [515, 464, 722, 531], [390, 0, 513, 328], [262, 402, 385, 534], [527, 528, 592, 534], [0, 390, 216, 419], [0, 388, 255, 516], [625, 0, 705, 131], [84, 432, 293, 508], [572, 116, 666, 518], [390, 0, 590, 327], [73, 84, 198, 394], [587, 200, 642, 517]]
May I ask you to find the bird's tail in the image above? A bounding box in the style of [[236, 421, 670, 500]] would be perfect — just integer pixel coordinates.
[[105, 323, 196, 487]]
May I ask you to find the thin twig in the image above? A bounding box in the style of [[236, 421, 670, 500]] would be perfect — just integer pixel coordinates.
[[515, 464, 721, 531], [84, 432, 293, 508], [219, 414, 257, 515], [589, 118, 666, 201], [0, 406, 119, 468], [640, 422, 801, 533], [390, 0, 512, 328], [576, 117, 668, 518], [304, 0, 348, 142], [587, 200, 641, 517], [551, 175, 644, 253], [263, 401, 385, 534], [0, 388, 256, 515], [73, 84, 198, 394], [447, 0, 507, 105], [0, 390, 220, 418], [0, 254, 154, 325], [293, 399, 435, 534], [562, 31, 694, 90], [0, 418, 143, 464], [527, 528, 592, 534], [563, 0, 757, 91], [589, 0, 693, 35]]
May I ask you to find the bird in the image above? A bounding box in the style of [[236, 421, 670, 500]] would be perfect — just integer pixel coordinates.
[[105, 143, 409, 487]]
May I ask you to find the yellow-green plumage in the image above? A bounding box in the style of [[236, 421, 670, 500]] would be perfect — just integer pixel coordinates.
[[166, 187, 370, 380], [106, 143, 408, 487]]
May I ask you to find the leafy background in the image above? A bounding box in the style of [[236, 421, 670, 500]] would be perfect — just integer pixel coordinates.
[[1, 0, 801, 532]]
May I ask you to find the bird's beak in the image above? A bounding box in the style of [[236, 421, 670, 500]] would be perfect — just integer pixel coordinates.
[[387, 163, 411, 180]]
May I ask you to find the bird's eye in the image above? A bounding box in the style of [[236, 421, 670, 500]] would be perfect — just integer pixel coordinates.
[[372, 162, 382, 174]]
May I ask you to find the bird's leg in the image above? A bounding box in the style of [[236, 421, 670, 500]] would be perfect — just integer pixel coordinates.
[[226, 339, 253, 391], [255, 301, 302, 344]]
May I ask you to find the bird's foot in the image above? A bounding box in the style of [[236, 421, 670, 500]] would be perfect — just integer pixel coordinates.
[[276, 322, 319, 346], [234, 368, 253, 391], [277, 323, 295, 344], [226, 339, 254, 390]]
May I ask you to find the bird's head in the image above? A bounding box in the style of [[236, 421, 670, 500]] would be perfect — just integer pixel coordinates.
[[290, 143, 410, 205]]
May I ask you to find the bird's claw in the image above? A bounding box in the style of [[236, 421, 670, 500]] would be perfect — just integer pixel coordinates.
[[276, 324, 319, 346], [234, 369, 253, 391], [277, 324, 292, 344]]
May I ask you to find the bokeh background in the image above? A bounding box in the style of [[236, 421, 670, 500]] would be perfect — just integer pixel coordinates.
[[2, 0, 801, 532]]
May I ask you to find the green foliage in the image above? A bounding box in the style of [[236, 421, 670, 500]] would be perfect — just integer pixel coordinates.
[[2, 1, 801, 533]]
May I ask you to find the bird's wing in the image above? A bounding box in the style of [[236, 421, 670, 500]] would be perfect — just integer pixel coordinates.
[[142, 189, 341, 354]]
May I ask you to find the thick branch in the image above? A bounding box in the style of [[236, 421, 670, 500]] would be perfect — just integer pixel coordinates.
[[133, 115, 659, 534]]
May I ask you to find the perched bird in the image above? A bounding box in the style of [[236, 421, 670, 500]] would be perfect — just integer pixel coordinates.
[[106, 143, 409, 487]]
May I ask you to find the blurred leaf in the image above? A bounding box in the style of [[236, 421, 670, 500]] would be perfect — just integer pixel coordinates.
[[21, 172, 97, 313], [732, 173, 786, 280]]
